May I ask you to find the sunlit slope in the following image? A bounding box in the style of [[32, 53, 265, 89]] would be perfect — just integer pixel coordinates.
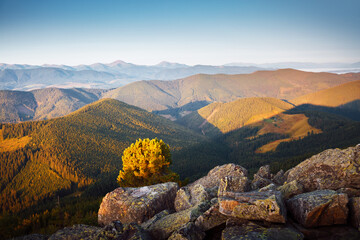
[[254, 113, 322, 153], [178, 97, 293, 136], [0, 99, 217, 213], [104, 69, 360, 112], [291, 80, 360, 109]]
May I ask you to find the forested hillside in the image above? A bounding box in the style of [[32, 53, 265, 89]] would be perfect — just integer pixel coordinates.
[[0, 99, 226, 238]]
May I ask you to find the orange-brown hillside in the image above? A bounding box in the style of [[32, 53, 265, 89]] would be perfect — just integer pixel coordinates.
[[291, 80, 360, 108]]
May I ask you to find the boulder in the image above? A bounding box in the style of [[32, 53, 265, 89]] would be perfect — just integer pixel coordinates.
[[219, 190, 287, 223], [286, 145, 360, 191], [168, 222, 205, 240], [195, 201, 229, 231], [98, 182, 178, 225], [251, 175, 273, 190], [256, 165, 271, 179], [95, 221, 151, 240], [218, 176, 251, 197], [142, 201, 211, 239], [349, 197, 360, 231], [289, 219, 360, 240], [221, 222, 304, 240], [175, 184, 210, 212], [336, 187, 360, 198], [259, 183, 277, 192], [277, 180, 304, 199], [286, 190, 348, 227], [272, 169, 286, 185], [188, 164, 248, 190], [48, 224, 101, 240]]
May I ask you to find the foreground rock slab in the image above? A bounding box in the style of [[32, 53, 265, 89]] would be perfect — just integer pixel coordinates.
[[98, 182, 178, 225], [219, 191, 287, 223], [286, 190, 348, 228], [286, 145, 360, 191]]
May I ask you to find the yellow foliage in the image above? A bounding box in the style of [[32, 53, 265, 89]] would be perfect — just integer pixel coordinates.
[[117, 138, 179, 187]]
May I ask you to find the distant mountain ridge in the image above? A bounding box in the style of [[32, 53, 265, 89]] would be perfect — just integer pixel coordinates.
[[0, 61, 265, 90], [1, 69, 360, 123]]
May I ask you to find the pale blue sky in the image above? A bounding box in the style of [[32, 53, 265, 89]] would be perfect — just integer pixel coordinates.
[[0, 0, 359, 65]]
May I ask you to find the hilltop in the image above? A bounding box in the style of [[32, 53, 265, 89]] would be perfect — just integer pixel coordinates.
[[105, 69, 360, 119], [291, 80, 360, 110]]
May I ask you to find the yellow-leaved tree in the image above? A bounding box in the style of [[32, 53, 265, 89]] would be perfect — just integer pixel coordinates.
[[117, 138, 180, 187]]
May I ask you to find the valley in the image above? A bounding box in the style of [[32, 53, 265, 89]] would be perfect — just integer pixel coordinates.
[[0, 69, 359, 239]]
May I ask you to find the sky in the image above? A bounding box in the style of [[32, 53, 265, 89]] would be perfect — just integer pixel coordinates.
[[0, 0, 359, 66]]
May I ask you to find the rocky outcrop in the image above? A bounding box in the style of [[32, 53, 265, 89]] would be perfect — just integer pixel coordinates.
[[174, 184, 210, 212], [45, 145, 360, 239], [98, 182, 178, 225], [286, 145, 360, 191], [219, 190, 287, 223], [286, 190, 349, 227]]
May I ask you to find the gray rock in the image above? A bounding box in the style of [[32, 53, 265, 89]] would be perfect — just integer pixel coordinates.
[[195, 202, 228, 231], [218, 176, 251, 197], [256, 165, 271, 179], [175, 184, 210, 212], [286, 190, 349, 227], [219, 190, 287, 223], [286, 145, 360, 191], [94, 221, 151, 240], [142, 201, 211, 239], [188, 164, 248, 190], [259, 183, 277, 192], [251, 175, 273, 190], [98, 182, 178, 225], [168, 222, 205, 240], [277, 180, 304, 199], [272, 169, 286, 185]]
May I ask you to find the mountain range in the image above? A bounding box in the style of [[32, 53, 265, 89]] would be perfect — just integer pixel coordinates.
[[0, 61, 265, 90], [1, 69, 360, 123], [1, 60, 359, 91]]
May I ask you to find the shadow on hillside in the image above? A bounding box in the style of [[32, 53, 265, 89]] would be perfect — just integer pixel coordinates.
[[284, 101, 360, 121], [153, 100, 211, 119]]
